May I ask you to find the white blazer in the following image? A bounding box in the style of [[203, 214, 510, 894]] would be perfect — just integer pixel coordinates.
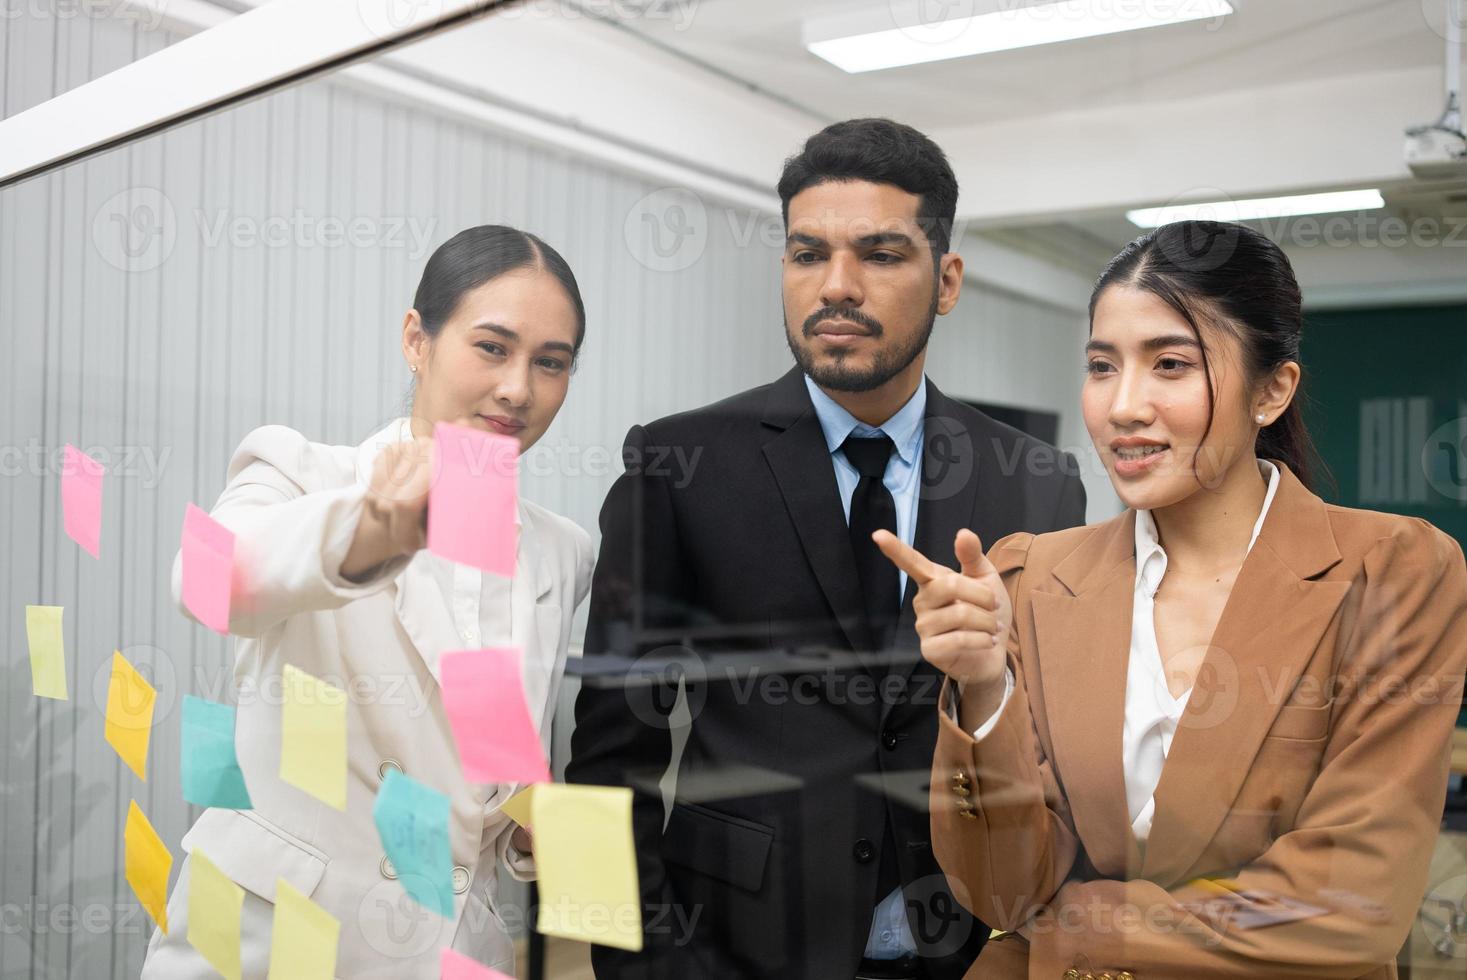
[[142, 420, 594, 978]]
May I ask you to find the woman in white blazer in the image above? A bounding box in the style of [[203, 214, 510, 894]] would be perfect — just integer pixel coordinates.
[[141, 226, 595, 978]]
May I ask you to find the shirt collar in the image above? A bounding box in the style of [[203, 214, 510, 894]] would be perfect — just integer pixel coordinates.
[[1135, 459, 1280, 598], [802, 373, 927, 466]]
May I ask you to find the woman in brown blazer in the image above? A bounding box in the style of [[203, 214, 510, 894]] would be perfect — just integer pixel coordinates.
[[878, 221, 1467, 979]]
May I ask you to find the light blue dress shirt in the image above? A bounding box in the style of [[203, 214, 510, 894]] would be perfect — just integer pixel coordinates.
[[803, 373, 925, 959]]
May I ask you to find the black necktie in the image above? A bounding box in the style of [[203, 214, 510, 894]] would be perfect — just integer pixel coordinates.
[[842, 434, 899, 651]]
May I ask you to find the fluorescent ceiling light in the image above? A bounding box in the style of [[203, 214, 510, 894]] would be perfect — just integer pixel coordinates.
[[807, 0, 1234, 74], [1126, 189, 1387, 227]]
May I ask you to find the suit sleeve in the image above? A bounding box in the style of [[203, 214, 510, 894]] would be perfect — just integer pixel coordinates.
[[566, 423, 702, 977], [931, 530, 1083, 930], [169, 425, 410, 639], [1025, 520, 1467, 979]]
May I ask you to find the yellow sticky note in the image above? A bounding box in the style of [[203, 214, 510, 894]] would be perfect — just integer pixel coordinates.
[[124, 800, 172, 934], [105, 651, 157, 781], [499, 785, 535, 827], [280, 664, 347, 811], [532, 784, 642, 952], [25, 605, 68, 700], [268, 879, 340, 980], [187, 850, 243, 980]]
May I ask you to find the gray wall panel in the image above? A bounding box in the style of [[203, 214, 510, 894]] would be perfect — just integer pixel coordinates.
[[0, 10, 1092, 978]]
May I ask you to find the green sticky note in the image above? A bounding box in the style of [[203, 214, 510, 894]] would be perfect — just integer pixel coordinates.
[[25, 605, 68, 700], [182, 696, 252, 809], [372, 769, 453, 917]]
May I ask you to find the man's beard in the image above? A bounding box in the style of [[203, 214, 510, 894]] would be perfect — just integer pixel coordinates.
[[785, 287, 938, 393]]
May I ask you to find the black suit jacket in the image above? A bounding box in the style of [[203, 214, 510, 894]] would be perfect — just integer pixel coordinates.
[[566, 366, 1087, 979]]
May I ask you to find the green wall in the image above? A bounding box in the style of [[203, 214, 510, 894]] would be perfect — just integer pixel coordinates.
[[1301, 303, 1467, 551]]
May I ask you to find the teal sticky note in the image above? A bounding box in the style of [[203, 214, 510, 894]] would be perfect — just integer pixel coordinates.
[[181, 695, 253, 810], [373, 769, 453, 917]]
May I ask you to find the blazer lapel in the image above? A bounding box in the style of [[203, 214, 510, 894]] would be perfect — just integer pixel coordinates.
[[761, 366, 874, 658], [1035, 512, 1144, 878], [1141, 463, 1351, 883]]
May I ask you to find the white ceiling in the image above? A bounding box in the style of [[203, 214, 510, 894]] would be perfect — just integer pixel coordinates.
[[617, 0, 1445, 129]]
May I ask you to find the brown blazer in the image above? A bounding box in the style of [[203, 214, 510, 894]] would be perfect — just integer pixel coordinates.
[[932, 461, 1467, 980]]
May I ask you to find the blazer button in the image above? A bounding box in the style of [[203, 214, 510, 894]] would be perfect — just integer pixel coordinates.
[[378, 759, 404, 781], [1063, 971, 1080, 980], [1117, 974, 1135, 980], [380, 855, 397, 880], [452, 865, 471, 894], [853, 838, 875, 863], [953, 769, 970, 788], [881, 730, 899, 751]]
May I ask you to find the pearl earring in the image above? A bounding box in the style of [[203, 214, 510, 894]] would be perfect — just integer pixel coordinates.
[[1256, 413, 1266, 423], [410, 364, 418, 374]]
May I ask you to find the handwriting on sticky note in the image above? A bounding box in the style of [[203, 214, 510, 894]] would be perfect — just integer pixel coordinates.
[[532, 783, 642, 952], [268, 879, 340, 980], [427, 421, 518, 576], [441, 947, 514, 979], [280, 665, 346, 811], [125, 800, 172, 934], [62, 444, 104, 559], [105, 651, 156, 782], [187, 850, 244, 980], [181, 503, 235, 634], [181, 695, 252, 810], [373, 769, 454, 917], [441, 647, 551, 785], [24, 605, 68, 700]]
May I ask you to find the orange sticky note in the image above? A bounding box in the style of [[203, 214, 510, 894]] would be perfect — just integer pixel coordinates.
[[105, 651, 156, 781], [24, 604, 68, 700], [61, 444, 104, 559], [280, 664, 347, 810], [124, 800, 172, 933], [187, 850, 243, 980]]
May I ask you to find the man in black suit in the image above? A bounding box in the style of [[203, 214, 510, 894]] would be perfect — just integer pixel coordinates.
[[566, 119, 1087, 979]]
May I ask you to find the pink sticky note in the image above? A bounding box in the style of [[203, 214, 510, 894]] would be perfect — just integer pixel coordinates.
[[427, 422, 517, 576], [440, 647, 551, 785], [62, 445, 105, 559], [181, 504, 235, 635], [441, 947, 513, 980]]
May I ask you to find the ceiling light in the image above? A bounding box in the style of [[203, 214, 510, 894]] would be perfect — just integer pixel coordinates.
[[807, 0, 1234, 74], [1126, 189, 1387, 227]]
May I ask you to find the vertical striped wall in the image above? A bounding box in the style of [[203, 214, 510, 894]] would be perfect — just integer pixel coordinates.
[[0, 7, 1096, 978]]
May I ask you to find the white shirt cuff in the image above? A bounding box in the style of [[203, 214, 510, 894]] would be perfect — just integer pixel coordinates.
[[946, 667, 1015, 741]]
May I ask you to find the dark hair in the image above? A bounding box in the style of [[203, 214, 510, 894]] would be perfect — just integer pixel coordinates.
[[777, 118, 960, 260], [1089, 220, 1329, 493], [413, 225, 586, 362]]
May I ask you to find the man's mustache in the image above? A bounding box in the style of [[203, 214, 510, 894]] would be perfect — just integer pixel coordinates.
[[803, 307, 884, 337]]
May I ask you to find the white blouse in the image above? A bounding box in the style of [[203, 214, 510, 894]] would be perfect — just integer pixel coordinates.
[[965, 459, 1281, 846]]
